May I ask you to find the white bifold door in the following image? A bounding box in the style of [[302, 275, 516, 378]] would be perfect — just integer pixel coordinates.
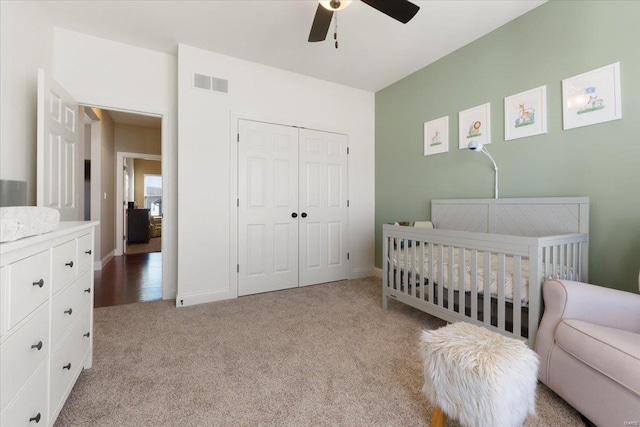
[[238, 119, 348, 296]]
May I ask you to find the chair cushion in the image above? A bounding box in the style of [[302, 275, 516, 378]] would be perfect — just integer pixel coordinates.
[[555, 319, 640, 396]]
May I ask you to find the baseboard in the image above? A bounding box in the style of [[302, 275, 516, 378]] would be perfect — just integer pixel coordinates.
[[352, 266, 375, 279], [373, 267, 383, 278], [176, 289, 236, 307], [94, 250, 115, 271]]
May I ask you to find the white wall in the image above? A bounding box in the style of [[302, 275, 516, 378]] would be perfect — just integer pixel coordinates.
[[53, 28, 178, 299], [177, 44, 375, 306], [0, 1, 54, 204]]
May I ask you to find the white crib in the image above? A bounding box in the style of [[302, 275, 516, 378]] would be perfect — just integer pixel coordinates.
[[382, 197, 589, 348]]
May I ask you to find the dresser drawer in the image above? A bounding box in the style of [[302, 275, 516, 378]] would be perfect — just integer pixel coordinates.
[[50, 306, 91, 414], [0, 359, 48, 427], [76, 233, 93, 274], [51, 270, 91, 347], [0, 305, 49, 412], [8, 250, 50, 329], [52, 239, 77, 294]]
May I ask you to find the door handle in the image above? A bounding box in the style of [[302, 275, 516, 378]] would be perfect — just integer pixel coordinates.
[[291, 213, 298, 218], [301, 212, 307, 218]]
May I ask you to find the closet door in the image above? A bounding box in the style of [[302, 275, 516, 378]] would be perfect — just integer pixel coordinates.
[[238, 120, 299, 296], [298, 129, 349, 286]]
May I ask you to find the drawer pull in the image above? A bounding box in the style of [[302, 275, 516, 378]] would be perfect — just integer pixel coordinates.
[[31, 341, 43, 351], [85, 249, 92, 255], [84, 332, 91, 338], [63, 363, 72, 370], [84, 288, 91, 293], [64, 308, 73, 315], [65, 260, 74, 268], [32, 279, 44, 288], [29, 413, 41, 423]]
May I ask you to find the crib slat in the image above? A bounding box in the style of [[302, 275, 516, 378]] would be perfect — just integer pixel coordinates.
[[438, 245, 444, 308], [559, 244, 565, 279], [497, 253, 506, 330], [459, 248, 466, 315], [419, 241, 425, 300], [384, 236, 389, 289], [470, 249, 478, 321], [513, 256, 522, 337], [564, 243, 573, 280], [544, 246, 550, 280], [403, 239, 409, 293], [395, 238, 401, 291], [577, 243, 582, 281], [483, 251, 491, 326], [448, 246, 454, 311], [410, 240, 418, 297], [571, 243, 580, 280], [528, 246, 544, 347], [428, 243, 435, 303]]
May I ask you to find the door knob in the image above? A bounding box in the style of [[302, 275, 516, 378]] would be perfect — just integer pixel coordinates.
[[291, 213, 298, 218], [301, 212, 307, 218]]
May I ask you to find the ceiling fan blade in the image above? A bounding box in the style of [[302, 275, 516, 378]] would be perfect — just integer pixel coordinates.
[[361, 0, 420, 24], [308, 3, 334, 42]]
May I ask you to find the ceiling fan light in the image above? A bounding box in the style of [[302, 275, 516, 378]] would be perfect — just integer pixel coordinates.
[[319, 0, 352, 11]]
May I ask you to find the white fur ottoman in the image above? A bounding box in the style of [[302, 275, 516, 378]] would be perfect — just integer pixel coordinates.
[[419, 322, 539, 427]]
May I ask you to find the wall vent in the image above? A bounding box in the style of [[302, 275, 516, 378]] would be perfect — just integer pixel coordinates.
[[192, 73, 229, 95]]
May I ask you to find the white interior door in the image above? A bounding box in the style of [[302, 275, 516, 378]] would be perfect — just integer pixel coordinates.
[[238, 120, 299, 296], [298, 129, 349, 286], [37, 68, 83, 220]]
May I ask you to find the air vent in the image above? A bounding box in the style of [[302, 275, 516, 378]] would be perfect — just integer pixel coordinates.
[[192, 73, 229, 95]]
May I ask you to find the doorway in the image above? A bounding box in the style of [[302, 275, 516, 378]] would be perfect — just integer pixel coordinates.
[[116, 153, 162, 256], [83, 107, 164, 306]]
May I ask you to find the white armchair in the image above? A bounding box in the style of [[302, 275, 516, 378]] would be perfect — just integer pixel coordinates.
[[536, 279, 640, 426]]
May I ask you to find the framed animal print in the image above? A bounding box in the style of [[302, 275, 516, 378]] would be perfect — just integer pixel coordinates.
[[504, 85, 547, 141]]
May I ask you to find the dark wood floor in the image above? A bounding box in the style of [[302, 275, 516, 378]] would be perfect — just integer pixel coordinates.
[[94, 253, 162, 308]]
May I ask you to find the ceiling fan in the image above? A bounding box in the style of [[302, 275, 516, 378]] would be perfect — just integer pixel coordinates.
[[308, 0, 420, 46]]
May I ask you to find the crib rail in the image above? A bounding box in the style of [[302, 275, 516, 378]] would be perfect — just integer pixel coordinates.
[[382, 224, 589, 348]]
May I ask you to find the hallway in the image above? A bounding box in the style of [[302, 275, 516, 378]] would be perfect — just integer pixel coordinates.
[[94, 253, 162, 308]]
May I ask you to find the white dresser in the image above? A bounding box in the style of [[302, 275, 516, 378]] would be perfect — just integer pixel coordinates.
[[0, 222, 97, 426]]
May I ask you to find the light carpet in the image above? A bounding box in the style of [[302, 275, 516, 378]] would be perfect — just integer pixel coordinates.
[[55, 277, 582, 426]]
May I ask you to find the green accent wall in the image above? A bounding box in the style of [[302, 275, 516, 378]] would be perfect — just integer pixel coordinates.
[[375, 1, 640, 293]]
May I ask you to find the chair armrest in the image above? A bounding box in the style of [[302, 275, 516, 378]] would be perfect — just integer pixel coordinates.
[[543, 280, 640, 330], [536, 279, 640, 383]]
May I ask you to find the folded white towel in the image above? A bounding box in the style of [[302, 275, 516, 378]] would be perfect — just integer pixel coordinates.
[[0, 207, 60, 243]]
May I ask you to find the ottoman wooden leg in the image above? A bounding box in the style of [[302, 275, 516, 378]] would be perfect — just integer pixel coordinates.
[[431, 406, 447, 427]]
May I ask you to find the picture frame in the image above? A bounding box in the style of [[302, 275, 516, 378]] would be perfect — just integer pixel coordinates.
[[562, 62, 622, 130], [423, 116, 449, 156], [458, 103, 490, 149], [504, 85, 547, 141]]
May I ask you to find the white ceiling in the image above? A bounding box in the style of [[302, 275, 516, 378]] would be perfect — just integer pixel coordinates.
[[38, 0, 545, 92]]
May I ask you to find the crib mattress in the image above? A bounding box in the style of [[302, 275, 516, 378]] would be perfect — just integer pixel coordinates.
[[392, 248, 530, 305]]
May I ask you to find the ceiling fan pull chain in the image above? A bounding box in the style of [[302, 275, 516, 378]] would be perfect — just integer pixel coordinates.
[[334, 12, 339, 48]]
